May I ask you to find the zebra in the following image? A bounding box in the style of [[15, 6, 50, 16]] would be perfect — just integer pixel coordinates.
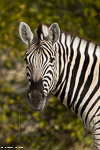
[[19, 22, 100, 150]]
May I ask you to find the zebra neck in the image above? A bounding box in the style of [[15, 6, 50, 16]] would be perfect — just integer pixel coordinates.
[[52, 32, 100, 115], [52, 33, 72, 101]]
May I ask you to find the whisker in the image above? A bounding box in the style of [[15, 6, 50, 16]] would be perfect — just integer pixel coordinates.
[[46, 101, 58, 110]]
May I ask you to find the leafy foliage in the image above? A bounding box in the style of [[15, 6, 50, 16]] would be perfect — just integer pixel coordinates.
[[0, 0, 100, 149]]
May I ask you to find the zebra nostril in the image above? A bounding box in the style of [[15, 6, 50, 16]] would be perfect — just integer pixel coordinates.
[[40, 91, 45, 98], [42, 93, 45, 98]]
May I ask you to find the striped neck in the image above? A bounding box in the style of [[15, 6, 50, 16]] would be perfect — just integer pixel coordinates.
[[52, 32, 100, 114], [52, 32, 71, 94]]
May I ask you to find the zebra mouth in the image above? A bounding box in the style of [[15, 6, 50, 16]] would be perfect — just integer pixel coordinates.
[[30, 106, 43, 111]]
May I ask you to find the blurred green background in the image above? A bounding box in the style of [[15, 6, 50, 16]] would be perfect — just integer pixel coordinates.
[[0, 0, 100, 149]]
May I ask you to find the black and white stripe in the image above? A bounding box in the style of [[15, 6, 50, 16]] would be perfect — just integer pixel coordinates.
[[52, 32, 100, 150]]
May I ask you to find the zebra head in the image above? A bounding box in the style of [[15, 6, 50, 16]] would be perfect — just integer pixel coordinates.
[[19, 22, 60, 111]]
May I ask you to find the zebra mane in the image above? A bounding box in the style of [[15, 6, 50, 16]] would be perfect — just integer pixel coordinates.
[[36, 23, 49, 40], [62, 31, 100, 47]]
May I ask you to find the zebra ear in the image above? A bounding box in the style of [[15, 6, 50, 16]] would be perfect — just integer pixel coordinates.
[[19, 22, 34, 45], [49, 23, 60, 43]]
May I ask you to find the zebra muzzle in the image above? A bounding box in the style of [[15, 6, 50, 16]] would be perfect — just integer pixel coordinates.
[[27, 87, 46, 111], [26, 79, 46, 111]]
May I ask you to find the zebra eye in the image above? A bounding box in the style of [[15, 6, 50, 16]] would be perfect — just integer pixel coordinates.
[[50, 57, 55, 63], [24, 56, 27, 61]]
